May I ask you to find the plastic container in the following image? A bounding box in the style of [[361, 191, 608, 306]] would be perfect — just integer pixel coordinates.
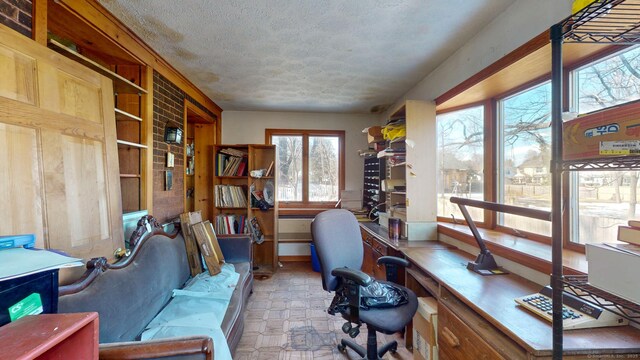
[[310, 243, 321, 272]]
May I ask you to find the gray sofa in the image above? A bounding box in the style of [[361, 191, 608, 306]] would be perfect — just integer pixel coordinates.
[[58, 227, 253, 359]]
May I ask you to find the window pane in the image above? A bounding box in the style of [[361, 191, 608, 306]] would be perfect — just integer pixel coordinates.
[[576, 46, 640, 114], [309, 136, 339, 202], [436, 106, 484, 221], [572, 171, 640, 244], [272, 135, 303, 201], [500, 82, 552, 236]]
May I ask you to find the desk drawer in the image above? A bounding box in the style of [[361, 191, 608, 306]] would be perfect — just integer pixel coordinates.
[[438, 303, 505, 360], [372, 239, 388, 255]]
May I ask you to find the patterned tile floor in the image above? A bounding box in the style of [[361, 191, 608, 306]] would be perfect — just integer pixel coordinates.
[[235, 262, 412, 359]]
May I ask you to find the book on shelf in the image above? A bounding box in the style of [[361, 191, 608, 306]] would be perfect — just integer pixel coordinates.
[[214, 185, 247, 208], [215, 214, 247, 235], [219, 147, 247, 157], [216, 150, 248, 176], [265, 161, 274, 177], [248, 217, 264, 244]]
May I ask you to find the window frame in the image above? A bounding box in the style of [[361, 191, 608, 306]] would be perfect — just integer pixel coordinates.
[[266, 129, 345, 209]]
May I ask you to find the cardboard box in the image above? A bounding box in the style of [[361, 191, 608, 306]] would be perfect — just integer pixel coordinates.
[[587, 243, 640, 304], [563, 103, 640, 161], [367, 126, 384, 144], [413, 297, 438, 360]]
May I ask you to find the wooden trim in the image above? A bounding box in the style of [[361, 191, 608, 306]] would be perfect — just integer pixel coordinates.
[[50, 0, 222, 114], [494, 225, 551, 244], [99, 337, 213, 360], [32, 0, 47, 45], [279, 255, 312, 262], [140, 66, 153, 213], [438, 223, 586, 275], [485, 99, 496, 227], [436, 31, 550, 107]]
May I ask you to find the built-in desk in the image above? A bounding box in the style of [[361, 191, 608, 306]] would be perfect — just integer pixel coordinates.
[[404, 247, 640, 359]]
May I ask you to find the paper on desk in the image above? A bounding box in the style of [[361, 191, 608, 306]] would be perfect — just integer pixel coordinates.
[[0, 247, 83, 280]]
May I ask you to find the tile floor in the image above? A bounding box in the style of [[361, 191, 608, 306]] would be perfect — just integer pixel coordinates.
[[234, 262, 412, 359]]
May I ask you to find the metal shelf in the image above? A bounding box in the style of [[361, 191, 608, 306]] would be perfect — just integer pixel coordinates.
[[561, 0, 640, 45], [563, 275, 640, 325], [562, 156, 640, 170]]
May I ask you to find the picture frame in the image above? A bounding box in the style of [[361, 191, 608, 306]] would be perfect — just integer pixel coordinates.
[[166, 152, 175, 168], [165, 170, 173, 191]]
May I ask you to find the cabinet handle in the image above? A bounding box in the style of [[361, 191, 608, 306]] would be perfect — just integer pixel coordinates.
[[442, 327, 460, 348]]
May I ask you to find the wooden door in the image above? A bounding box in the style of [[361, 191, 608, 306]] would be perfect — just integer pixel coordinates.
[[0, 26, 123, 259], [193, 123, 214, 221]]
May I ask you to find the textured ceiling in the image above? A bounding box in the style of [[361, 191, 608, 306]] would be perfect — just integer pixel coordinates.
[[100, 0, 515, 113]]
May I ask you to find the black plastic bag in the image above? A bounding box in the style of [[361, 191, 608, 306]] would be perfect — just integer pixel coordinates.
[[328, 279, 409, 315]]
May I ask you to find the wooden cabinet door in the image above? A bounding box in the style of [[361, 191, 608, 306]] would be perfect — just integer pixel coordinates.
[[0, 26, 123, 259], [362, 240, 374, 276]]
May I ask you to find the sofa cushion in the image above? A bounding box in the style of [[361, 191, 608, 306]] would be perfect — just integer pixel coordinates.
[[221, 261, 250, 339], [58, 234, 191, 343]]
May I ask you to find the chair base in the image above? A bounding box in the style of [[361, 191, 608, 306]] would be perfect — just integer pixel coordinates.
[[336, 327, 397, 360]]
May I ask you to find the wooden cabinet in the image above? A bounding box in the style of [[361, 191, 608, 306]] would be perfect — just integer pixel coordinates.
[[438, 303, 505, 360], [0, 25, 124, 259], [359, 227, 405, 285], [0, 313, 99, 360], [213, 144, 278, 276]]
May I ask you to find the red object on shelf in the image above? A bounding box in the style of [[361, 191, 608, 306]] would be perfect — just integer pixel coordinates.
[[0, 312, 99, 360]]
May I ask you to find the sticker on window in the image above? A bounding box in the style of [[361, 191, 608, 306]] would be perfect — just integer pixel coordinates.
[[8, 293, 43, 322], [599, 140, 640, 155], [584, 123, 619, 138]]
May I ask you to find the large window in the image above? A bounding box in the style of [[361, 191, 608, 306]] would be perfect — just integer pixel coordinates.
[[574, 46, 640, 114], [267, 129, 344, 207], [436, 105, 484, 222], [498, 82, 552, 236], [569, 46, 640, 245]]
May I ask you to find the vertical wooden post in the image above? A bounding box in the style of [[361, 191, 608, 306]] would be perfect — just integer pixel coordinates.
[[141, 66, 154, 214], [32, 0, 47, 45]]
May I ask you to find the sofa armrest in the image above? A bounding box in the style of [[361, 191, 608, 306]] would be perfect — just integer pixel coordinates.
[[99, 336, 212, 360], [217, 235, 252, 263]]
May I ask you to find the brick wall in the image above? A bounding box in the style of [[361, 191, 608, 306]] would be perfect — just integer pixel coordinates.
[[0, 0, 32, 37], [152, 71, 216, 223]]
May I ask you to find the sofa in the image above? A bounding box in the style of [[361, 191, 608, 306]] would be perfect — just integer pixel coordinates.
[[57, 219, 253, 359]]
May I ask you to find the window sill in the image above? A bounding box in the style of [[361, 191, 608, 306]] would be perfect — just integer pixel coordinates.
[[438, 223, 587, 275], [279, 208, 330, 218]]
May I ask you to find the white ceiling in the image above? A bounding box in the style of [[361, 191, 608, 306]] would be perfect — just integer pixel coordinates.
[[100, 0, 515, 113]]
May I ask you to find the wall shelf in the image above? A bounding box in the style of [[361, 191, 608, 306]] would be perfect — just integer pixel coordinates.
[[117, 140, 148, 149], [48, 39, 148, 95], [115, 108, 143, 122]]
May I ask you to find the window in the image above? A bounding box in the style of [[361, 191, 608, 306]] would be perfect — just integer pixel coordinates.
[[267, 129, 344, 207], [569, 46, 640, 245], [436, 105, 484, 222], [498, 82, 552, 236], [574, 46, 640, 114]]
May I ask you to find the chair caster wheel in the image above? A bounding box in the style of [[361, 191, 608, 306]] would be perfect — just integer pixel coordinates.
[[342, 322, 352, 334], [348, 327, 360, 338], [337, 344, 346, 352]]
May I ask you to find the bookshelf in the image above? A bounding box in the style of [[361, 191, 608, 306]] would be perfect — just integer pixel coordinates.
[[379, 101, 437, 240], [213, 144, 278, 276]]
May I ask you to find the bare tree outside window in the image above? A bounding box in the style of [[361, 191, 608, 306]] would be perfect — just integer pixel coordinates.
[[273, 135, 302, 201], [572, 46, 640, 244], [436, 106, 484, 222], [500, 82, 552, 236], [309, 136, 339, 202]]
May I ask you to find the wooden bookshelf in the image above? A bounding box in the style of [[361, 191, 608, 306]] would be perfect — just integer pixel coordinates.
[[213, 144, 278, 276]]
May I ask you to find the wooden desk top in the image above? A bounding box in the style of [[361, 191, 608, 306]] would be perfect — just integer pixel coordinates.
[[403, 247, 640, 356], [359, 222, 448, 252]]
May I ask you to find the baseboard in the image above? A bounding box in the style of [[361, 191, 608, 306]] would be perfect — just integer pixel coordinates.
[[279, 255, 311, 262]]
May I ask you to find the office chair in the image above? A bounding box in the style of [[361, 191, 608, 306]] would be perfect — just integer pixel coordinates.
[[311, 209, 418, 360]]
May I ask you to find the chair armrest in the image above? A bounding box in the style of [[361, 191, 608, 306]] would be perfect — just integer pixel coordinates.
[[217, 236, 252, 263], [331, 267, 372, 287], [377, 256, 409, 268], [99, 336, 213, 360]]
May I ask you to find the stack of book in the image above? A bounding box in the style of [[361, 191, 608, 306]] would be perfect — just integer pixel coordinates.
[[216, 148, 248, 176], [215, 215, 247, 235], [214, 185, 248, 208]]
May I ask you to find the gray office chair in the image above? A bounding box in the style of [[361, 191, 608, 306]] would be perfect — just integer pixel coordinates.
[[311, 209, 418, 360]]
